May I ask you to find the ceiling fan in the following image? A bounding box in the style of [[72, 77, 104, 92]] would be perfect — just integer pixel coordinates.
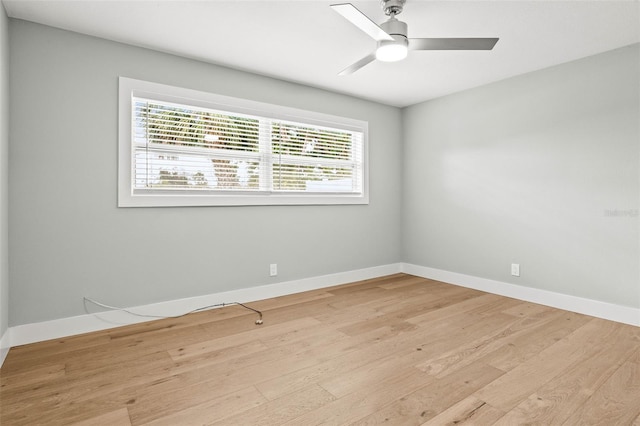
[[331, 0, 499, 75]]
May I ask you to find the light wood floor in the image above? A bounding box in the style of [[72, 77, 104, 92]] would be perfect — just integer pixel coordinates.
[[1, 274, 639, 425]]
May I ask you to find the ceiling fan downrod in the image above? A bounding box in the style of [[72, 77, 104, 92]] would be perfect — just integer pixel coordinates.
[[382, 0, 406, 17]]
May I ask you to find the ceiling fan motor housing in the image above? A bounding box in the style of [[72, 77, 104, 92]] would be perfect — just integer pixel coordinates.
[[380, 17, 407, 38]]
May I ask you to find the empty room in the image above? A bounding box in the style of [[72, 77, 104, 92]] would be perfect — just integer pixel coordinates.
[[0, 0, 638, 424]]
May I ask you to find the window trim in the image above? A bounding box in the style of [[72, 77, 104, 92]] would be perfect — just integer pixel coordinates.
[[118, 77, 369, 207]]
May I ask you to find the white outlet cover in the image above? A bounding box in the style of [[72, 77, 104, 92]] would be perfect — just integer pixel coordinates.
[[511, 264, 520, 277]]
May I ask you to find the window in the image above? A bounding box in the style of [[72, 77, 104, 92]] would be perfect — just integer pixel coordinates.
[[118, 77, 368, 207]]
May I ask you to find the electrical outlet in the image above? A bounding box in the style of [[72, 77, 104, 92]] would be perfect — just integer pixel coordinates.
[[270, 263, 278, 277], [511, 263, 520, 277]]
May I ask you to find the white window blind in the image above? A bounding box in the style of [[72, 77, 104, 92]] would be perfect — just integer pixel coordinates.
[[119, 78, 368, 207]]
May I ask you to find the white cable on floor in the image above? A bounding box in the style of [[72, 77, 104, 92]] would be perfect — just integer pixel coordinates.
[[83, 297, 263, 324]]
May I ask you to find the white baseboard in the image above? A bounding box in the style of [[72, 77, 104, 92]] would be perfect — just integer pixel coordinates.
[[0, 328, 9, 366], [8, 263, 403, 349], [3, 261, 638, 369], [401, 263, 640, 327]]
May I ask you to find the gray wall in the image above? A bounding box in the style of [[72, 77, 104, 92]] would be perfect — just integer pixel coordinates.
[[403, 44, 640, 308], [8, 20, 403, 326], [0, 6, 8, 338]]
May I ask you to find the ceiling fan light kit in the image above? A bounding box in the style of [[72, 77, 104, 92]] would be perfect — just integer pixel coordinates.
[[376, 39, 408, 62], [376, 17, 408, 62], [331, 0, 499, 74]]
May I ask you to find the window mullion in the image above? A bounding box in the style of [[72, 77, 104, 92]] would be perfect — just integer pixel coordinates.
[[259, 118, 272, 192], [145, 102, 150, 188]]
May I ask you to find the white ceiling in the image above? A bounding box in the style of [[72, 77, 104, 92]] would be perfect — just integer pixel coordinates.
[[3, 0, 639, 107]]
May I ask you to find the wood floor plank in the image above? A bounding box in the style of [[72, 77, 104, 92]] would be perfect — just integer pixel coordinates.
[[0, 362, 66, 389], [126, 318, 369, 423], [480, 310, 592, 372], [414, 309, 570, 378], [326, 286, 395, 309], [167, 316, 320, 360], [561, 348, 640, 425], [69, 408, 132, 426], [336, 286, 478, 337], [493, 325, 639, 425], [1, 274, 637, 425], [351, 360, 505, 425], [0, 350, 173, 423], [318, 348, 430, 399], [140, 386, 267, 425], [501, 300, 557, 318], [406, 293, 506, 326], [473, 318, 628, 412], [250, 288, 335, 312], [282, 367, 434, 426], [167, 318, 354, 392], [1, 332, 112, 372], [254, 320, 432, 401], [420, 396, 505, 425], [321, 273, 409, 295], [169, 338, 268, 364], [210, 384, 335, 425], [377, 275, 439, 290]]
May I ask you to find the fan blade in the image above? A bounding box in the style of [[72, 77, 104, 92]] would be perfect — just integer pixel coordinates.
[[331, 3, 394, 42], [409, 38, 499, 51], [339, 53, 377, 76]]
